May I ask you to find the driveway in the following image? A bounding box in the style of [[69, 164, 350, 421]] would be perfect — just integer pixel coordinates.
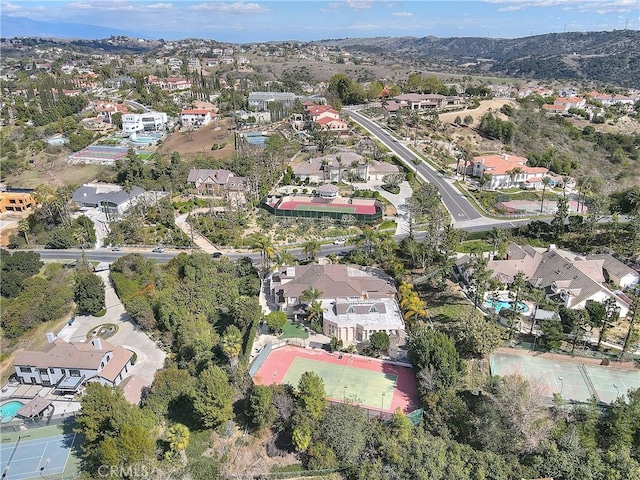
[[57, 270, 166, 385]]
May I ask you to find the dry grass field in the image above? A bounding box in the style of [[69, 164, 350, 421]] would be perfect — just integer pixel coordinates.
[[160, 117, 236, 160]]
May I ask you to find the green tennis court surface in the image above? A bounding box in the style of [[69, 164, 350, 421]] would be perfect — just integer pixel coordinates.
[[491, 352, 640, 404], [0, 431, 78, 480], [282, 357, 397, 410], [294, 204, 356, 213]]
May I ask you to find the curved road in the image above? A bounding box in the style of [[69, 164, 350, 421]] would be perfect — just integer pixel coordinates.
[[345, 109, 487, 224]]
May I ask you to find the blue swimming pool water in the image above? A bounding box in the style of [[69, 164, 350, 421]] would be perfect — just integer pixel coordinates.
[[485, 299, 529, 314], [0, 401, 25, 423]]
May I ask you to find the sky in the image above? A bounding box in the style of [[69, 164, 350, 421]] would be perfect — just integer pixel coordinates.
[[1, 0, 639, 42]]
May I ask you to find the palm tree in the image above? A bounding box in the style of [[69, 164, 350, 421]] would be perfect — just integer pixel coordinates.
[[350, 160, 360, 181], [336, 155, 344, 183], [320, 158, 329, 181], [489, 227, 503, 258], [252, 234, 275, 269], [273, 249, 296, 267], [539, 177, 553, 214], [300, 287, 323, 304], [220, 325, 243, 368], [306, 300, 325, 325], [18, 218, 30, 245], [506, 167, 524, 189], [167, 423, 190, 455], [303, 239, 320, 261]]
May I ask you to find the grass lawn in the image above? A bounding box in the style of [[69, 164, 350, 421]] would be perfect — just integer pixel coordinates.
[[278, 320, 309, 340], [424, 291, 474, 324]]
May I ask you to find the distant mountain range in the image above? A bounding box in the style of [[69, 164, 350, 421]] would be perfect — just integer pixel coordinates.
[[0, 16, 149, 40], [315, 30, 640, 89]]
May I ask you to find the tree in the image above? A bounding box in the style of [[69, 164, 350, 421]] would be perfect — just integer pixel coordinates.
[[143, 366, 195, 419], [303, 239, 320, 261], [167, 423, 190, 454], [292, 423, 312, 452], [408, 326, 465, 400], [75, 271, 105, 314], [300, 286, 323, 304], [540, 320, 564, 351], [246, 384, 277, 431], [193, 365, 235, 429], [220, 325, 243, 367], [318, 403, 368, 465], [539, 177, 553, 214], [454, 315, 504, 358], [552, 196, 569, 239], [370, 331, 390, 353], [252, 234, 274, 269], [621, 296, 638, 358], [265, 311, 287, 333], [297, 371, 326, 420]]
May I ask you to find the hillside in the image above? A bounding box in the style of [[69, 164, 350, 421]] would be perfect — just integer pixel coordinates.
[[315, 30, 640, 88]]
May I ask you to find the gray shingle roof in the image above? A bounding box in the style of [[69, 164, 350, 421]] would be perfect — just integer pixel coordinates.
[[586, 254, 638, 281], [72, 184, 144, 207]]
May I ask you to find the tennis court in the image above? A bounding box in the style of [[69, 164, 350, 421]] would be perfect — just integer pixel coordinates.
[[278, 200, 377, 215], [252, 345, 419, 413], [490, 351, 640, 404], [0, 431, 77, 480]]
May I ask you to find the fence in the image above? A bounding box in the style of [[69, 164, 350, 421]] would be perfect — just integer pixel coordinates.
[[260, 201, 382, 224], [248, 342, 273, 378]]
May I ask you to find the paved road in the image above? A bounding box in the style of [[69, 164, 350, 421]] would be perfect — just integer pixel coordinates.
[[345, 109, 484, 223]]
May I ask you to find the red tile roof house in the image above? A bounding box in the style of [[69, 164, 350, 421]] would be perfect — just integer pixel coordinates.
[[187, 168, 247, 196], [541, 96, 586, 114], [13, 335, 133, 392], [268, 264, 405, 344], [471, 154, 549, 190], [180, 109, 214, 127]]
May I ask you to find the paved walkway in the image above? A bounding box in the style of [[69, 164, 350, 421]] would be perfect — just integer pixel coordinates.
[[175, 211, 219, 254], [57, 270, 166, 385], [370, 180, 412, 236]]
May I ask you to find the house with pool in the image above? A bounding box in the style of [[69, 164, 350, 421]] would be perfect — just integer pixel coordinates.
[[457, 243, 632, 317], [13, 334, 133, 392]]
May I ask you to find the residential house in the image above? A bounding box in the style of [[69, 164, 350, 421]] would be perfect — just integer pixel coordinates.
[[72, 183, 146, 216], [0, 190, 35, 214], [248, 92, 297, 110], [464, 244, 632, 317], [145, 75, 192, 92], [268, 264, 404, 343], [470, 154, 549, 189], [384, 93, 462, 113], [94, 100, 129, 124], [303, 103, 348, 133], [292, 151, 399, 183], [180, 109, 214, 127], [121, 111, 167, 136], [13, 334, 133, 391], [186, 168, 247, 196], [586, 91, 638, 107], [542, 96, 586, 114], [586, 254, 640, 289]]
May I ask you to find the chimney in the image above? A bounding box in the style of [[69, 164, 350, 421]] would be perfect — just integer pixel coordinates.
[[548, 244, 557, 251], [92, 337, 103, 350], [286, 266, 295, 277], [46, 332, 56, 343]]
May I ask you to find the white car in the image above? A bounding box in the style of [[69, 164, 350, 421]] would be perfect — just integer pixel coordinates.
[[333, 238, 347, 245]]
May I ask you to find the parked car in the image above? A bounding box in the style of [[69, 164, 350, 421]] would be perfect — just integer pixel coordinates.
[[333, 238, 347, 245], [112, 245, 122, 252], [152, 247, 165, 253], [211, 252, 223, 258]]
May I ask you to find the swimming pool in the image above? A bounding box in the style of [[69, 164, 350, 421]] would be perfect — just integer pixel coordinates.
[[0, 400, 25, 423], [485, 299, 529, 314], [244, 133, 269, 146]]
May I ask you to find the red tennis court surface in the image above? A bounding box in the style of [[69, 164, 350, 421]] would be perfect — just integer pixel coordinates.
[[252, 345, 420, 414], [277, 200, 378, 215]]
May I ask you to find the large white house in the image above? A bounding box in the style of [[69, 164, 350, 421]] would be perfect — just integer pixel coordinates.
[[13, 335, 133, 391], [470, 153, 549, 190], [268, 264, 404, 343], [293, 151, 399, 183], [121, 111, 167, 137], [180, 109, 213, 127]]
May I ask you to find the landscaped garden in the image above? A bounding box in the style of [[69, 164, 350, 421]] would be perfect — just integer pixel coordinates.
[[278, 320, 310, 340]]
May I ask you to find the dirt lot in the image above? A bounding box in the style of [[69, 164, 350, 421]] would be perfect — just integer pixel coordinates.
[[439, 98, 515, 127], [160, 117, 236, 160], [7, 147, 111, 188]]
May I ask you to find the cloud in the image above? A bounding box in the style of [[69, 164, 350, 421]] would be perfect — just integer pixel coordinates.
[[347, 23, 382, 30], [1, 1, 21, 12], [346, 1, 373, 10], [392, 11, 413, 17], [189, 1, 268, 13], [483, 0, 637, 14]]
